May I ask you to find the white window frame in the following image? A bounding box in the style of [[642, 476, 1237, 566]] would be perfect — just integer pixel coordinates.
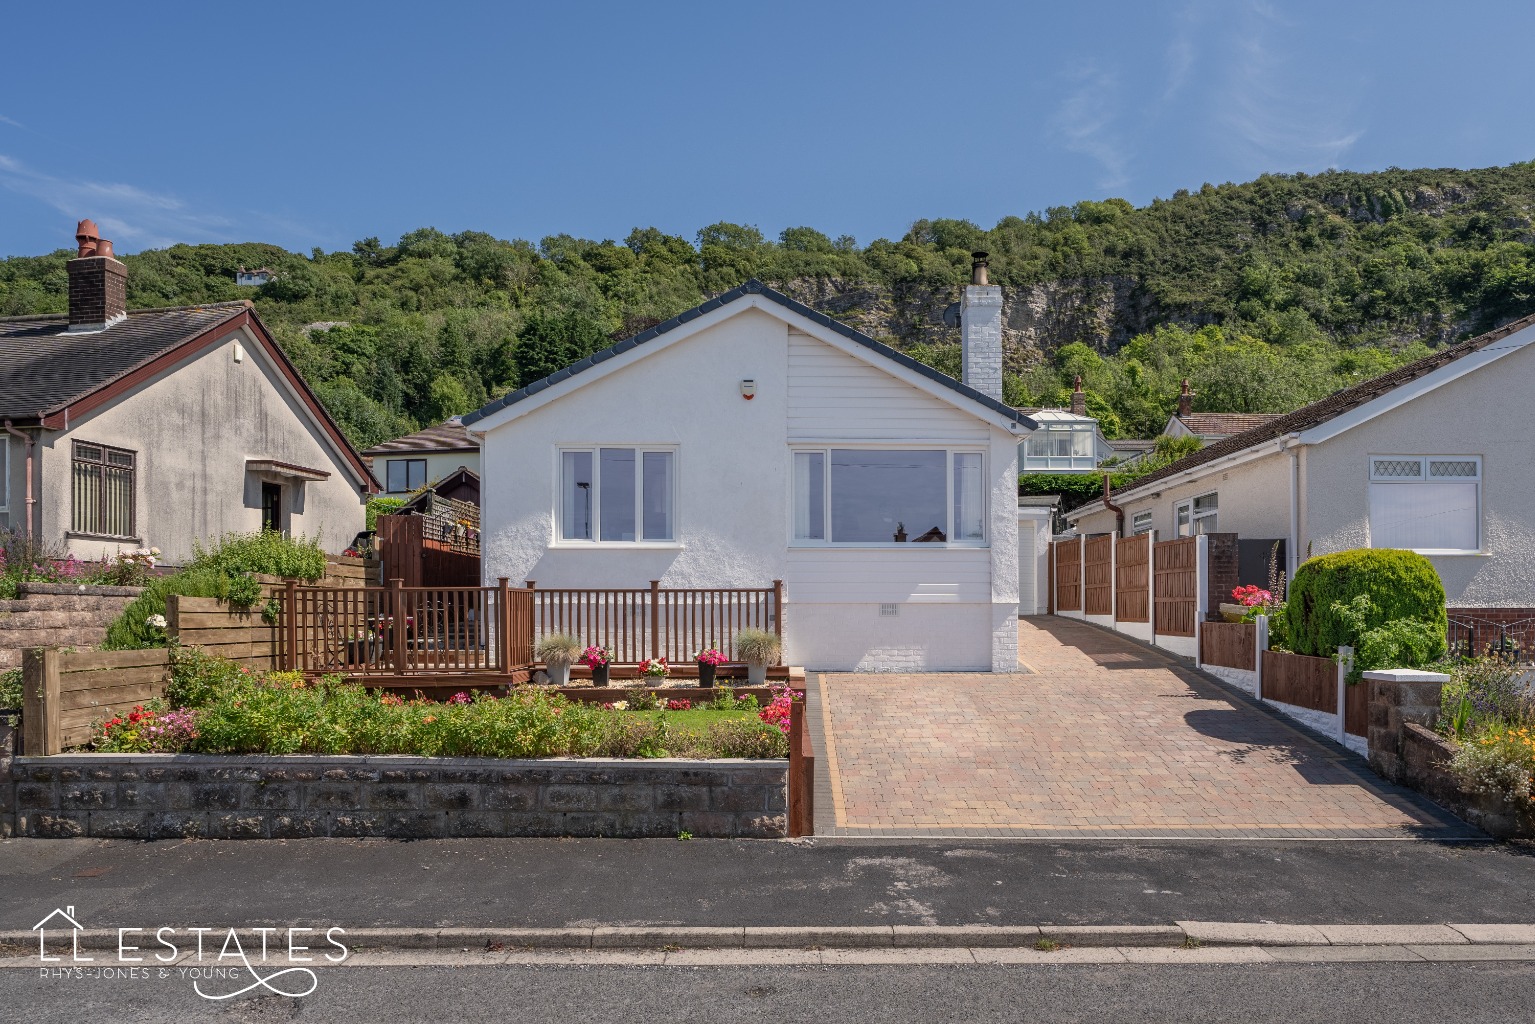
[[1173, 491, 1218, 537], [1367, 455, 1482, 555], [789, 445, 988, 548], [0, 437, 8, 513], [553, 445, 679, 547], [1131, 510, 1153, 536], [1021, 425, 1098, 472]]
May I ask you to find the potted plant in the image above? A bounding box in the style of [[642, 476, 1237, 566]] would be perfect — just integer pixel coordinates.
[[734, 628, 781, 686], [580, 645, 613, 687], [637, 657, 669, 685], [694, 648, 727, 688], [536, 632, 583, 686]]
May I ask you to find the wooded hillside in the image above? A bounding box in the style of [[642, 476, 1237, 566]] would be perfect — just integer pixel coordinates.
[[2, 162, 1531, 445]]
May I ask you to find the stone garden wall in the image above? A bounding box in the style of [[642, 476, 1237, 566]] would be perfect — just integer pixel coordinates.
[[3, 751, 787, 840]]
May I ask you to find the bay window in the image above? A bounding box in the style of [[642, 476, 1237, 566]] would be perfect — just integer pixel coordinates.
[[1368, 456, 1480, 553], [559, 446, 675, 543], [792, 448, 986, 545]]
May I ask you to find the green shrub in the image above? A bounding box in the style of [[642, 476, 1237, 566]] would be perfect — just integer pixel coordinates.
[[1332, 595, 1448, 679], [1281, 549, 1446, 659], [366, 497, 406, 531], [103, 532, 327, 649]]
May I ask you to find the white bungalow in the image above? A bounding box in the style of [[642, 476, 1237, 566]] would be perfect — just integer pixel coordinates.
[[463, 261, 1034, 672]]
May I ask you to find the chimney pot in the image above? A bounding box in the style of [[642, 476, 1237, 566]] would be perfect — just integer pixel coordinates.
[[970, 251, 990, 286], [1070, 375, 1087, 416], [67, 218, 127, 330]]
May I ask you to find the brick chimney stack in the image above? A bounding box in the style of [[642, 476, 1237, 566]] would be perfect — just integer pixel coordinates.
[[67, 219, 128, 331], [1070, 375, 1087, 416], [1177, 378, 1194, 419], [960, 251, 1003, 401]]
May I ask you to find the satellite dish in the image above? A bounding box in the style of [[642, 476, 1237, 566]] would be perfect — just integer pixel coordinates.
[[941, 302, 961, 329]]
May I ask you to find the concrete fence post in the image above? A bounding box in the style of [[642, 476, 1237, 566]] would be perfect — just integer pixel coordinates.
[[1254, 614, 1269, 701], [1148, 531, 1158, 647], [1335, 645, 1355, 743], [1193, 535, 1209, 667]]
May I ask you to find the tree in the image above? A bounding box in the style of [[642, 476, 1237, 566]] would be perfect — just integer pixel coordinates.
[[511, 312, 610, 390]]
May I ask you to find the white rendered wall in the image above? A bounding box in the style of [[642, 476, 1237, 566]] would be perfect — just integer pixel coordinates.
[[37, 328, 366, 565], [477, 305, 1021, 672]]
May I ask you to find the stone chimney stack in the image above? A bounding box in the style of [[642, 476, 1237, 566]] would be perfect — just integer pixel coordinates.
[[960, 251, 1003, 401], [67, 219, 128, 331], [1177, 378, 1194, 419], [1070, 375, 1087, 416]]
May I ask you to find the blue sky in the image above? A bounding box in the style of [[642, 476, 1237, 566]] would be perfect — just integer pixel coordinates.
[[3, 0, 1532, 257]]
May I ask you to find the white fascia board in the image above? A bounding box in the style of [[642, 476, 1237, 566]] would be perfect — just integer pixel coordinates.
[[1064, 435, 1295, 522], [1297, 323, 1535, 446], [472, 293, 1030, 436]]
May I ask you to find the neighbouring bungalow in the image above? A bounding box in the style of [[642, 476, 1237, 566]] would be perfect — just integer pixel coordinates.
[[0, 220, 375, 565], [363, 417, 481, 498], [1161, 379, 1283, 443], [1068, 311, 1535, 620], [463, 256, 1034, 672]]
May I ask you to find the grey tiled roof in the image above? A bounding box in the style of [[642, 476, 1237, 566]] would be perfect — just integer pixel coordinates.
[[0, 302, 248, 419], [1105, 309, 1535, 503], [462, 280, 1036, 430], [363, 419, 478, 455]]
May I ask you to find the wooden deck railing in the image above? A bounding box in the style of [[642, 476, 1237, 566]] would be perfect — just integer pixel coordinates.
[[280, 579, 781, 675], [525, 580, 784, 664], [284, 579, 533, 677]]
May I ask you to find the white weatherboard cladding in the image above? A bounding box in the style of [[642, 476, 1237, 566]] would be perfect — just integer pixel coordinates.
[[478, 304, 1021, 671], [787, 332, 988, 443]]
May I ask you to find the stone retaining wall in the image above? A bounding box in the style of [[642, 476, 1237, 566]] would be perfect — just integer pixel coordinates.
[[4, 752, 786, 841], [0, 583, 144, 672]]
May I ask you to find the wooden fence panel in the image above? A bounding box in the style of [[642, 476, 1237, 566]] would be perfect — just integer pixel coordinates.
[[375, 515, 424, 588], [23, 647, 172, 754], [1114, 535, 1150, 623], [1345, 680, 1369, 737], [1261, 650, 1336, 713], [1083, 535, 1113, 617], [1054, 537, 1082, 612], [1153, 538, 1198, 637], [167, 593, 280, 672], [1200, 621, 1256, 670]]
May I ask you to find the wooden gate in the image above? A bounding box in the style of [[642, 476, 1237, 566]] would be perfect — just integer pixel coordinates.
[[1114, 534, 1150, 623], [1153, 537, 1197, 637], [1053, 537, 1082, 612], [377, 513, 480, 587], [1083, 535, 1113, 616]]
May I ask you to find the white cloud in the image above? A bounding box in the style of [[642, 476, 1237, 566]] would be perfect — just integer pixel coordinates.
[[0, 154, 236, 250], [0, 114, 24, 130], [1051, 65, 1130, 191], [1214, 2, 1363, 170]]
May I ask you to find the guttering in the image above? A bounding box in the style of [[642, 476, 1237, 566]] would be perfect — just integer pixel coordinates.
[[1065, 435, 1294, 522], [1101, 472, 1125, 537], [3, 419, 36, 538]]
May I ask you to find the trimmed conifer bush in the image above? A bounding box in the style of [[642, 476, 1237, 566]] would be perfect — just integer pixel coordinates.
[[1280, 548, 1447, 659]]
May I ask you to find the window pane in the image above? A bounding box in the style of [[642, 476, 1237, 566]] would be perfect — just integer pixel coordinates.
[[1175, 504, 1191, 538], [599, 448, 636, 542], [73, 460, 101, 534], [1133, 511, 1153, 535], [793, 452, 825, 541], [408, 460, 427, 490], [105, 464, 133, 536], [1072, 429, 1093, 457], [641, 451, 673, 541], [387, 461, 408, 493], [830, 450, 946, 543], [1193, 493, 1218, 512], [953, 453, 984, 541], [1193, 513, 1217, 535], [1373, 458, 1422, 479], [1370, 481, 1477, 550], [561, 450, 593, 540]]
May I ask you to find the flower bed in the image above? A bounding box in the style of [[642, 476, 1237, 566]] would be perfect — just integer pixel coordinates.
[[85, 649, 790, 761], [1436, 654, 1535, 824]]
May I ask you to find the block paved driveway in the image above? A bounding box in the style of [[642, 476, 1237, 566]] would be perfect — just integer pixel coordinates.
[[806, 617, 1477, 838]]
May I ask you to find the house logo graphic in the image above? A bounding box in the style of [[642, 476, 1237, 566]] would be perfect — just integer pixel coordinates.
[[33, 906, 89, 962], [32, 907, 335, 1000]]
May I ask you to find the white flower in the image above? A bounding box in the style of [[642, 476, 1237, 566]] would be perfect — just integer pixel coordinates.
[[611, 700, 629, 711], [146, 614, 167, 630]]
